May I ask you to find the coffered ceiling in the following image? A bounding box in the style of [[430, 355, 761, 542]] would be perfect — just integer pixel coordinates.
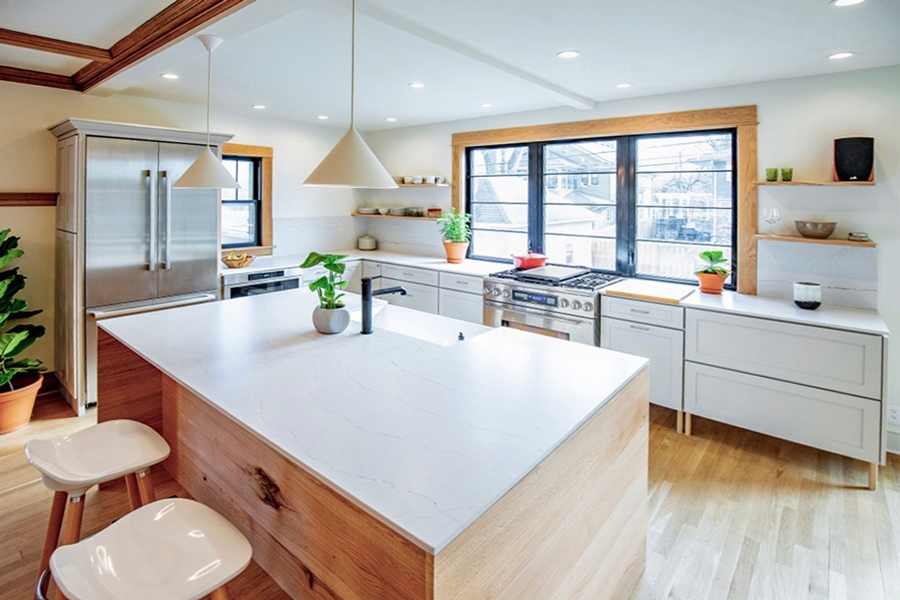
[[1, 0, 898, 131]]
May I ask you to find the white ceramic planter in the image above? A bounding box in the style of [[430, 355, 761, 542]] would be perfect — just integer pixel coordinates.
[[312, 306, 350, 334]]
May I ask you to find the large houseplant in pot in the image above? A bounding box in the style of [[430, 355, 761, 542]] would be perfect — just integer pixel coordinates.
[[301, 252, 351, 334], [694, 250, 730, 294], [0, 229, 46, 434], [437, 208, 471, 264]]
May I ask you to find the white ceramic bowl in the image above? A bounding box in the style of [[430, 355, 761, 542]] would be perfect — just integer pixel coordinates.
[[378, 208, 390, 215]]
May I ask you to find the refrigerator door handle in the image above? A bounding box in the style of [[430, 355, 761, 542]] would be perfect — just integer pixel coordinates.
[[145, 169, 157, 271], [160, 170, 173, 270]]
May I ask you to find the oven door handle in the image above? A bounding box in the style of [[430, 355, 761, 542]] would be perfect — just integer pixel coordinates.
[[484, 300, 591, 326]]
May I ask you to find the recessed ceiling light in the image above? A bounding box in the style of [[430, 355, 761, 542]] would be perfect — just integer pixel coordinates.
[[616, 83, 633, 89], [317, 115, 329, 120], [386, 117, 397, 122], [480, 103, 493, 108], [409, 82, 425, 89], [252, 104, 266, 110], [831, 0, 864, 6], [828, 51, 855, 60], [161, 73, 179, 80], [556, 50, 582, 59]]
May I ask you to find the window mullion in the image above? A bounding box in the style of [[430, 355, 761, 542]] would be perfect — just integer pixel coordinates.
[[616, 137, 636, 276], [528, 142, 544, 254]]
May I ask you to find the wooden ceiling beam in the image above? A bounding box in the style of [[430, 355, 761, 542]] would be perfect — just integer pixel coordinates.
[[74, 0, 254, 91], [0, 28, 112, 62], [0, 65, 78, 91]]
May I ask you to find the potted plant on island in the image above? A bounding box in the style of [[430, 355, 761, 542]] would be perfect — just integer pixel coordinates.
[[300, 252, 351, 334], [694, 250, 730, 294], [0, 229, 46, 434], [437, 208, 471, 264]]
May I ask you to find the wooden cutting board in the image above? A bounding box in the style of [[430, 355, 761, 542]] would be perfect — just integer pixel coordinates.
[[604, 279, 696, 305]]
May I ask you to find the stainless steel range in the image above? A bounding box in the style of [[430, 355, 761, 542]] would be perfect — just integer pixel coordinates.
[[483, 265, 621, 345]]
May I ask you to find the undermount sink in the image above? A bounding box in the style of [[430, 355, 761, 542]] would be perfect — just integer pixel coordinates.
[[350, 303, 490, 346]]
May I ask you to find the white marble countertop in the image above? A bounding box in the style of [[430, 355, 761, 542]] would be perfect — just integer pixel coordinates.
[[681, 290, 889, 336], [221, 250, 505, 278], [99, 289, 647, 554]]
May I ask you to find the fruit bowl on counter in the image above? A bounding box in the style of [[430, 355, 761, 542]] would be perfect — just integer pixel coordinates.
[[222, 251, 255, 269]]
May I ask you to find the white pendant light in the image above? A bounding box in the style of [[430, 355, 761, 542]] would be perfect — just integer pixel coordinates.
[[303, 0, 397, 188], [174, 35, 239, 189]]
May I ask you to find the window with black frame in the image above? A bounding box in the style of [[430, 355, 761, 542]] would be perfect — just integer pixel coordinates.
[[466, 129, 737, 286], [221, 155, 262, 248]]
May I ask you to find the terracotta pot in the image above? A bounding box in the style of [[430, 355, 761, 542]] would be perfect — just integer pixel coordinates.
[[696, 272, 727, 294], [0, 373, 43, 435], [312, 306, 350, 335], [443, 241, 469, 264]]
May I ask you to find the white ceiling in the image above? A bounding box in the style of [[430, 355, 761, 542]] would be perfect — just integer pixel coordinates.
[[1, 0, 899, 131]]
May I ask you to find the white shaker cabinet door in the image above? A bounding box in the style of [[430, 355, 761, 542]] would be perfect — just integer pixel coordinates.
[[601, 317, 684, 411], [439, 288, 484, 325], [381, 278, 439, 314]]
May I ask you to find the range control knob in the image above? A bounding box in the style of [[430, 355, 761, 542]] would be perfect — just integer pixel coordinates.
[[559, 298, 570, 308], [483, 287, 491, 295], [583, 301, 594, 312], [502, 289, 511, 298], [492, 289, 501, 297], [571, 300, 583, 310]]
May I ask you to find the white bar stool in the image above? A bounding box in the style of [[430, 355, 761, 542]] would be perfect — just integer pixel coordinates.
[[37, 498, 252, 600], [25, 420, 170, 599]]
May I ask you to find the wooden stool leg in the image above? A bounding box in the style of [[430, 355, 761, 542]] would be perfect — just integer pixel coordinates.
[[136, 470, 155, 505], [685, 413, 692, 436], [210, 587, 231, 600], [125, 473, 143, 510], [35, 491, 67, 599], [54, 495, 84, 600], [676, 410, 684, 434], [869, 463, 878, 491]]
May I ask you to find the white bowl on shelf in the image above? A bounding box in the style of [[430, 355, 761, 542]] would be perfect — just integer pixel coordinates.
[[357, 207, 378, 215], [378, 208, 391, 215]]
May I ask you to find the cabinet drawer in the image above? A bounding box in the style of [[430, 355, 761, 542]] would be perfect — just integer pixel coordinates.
[[382, 264, 439, 287], [684, 362, 881, 463], [601, 317, 683, 411], [685, 309, 883, 400], [361, 260, 382, 279], [601, 296, 684, 329], [439, 272, 483, 294], [381, 278, 439, 314], [439, 288, 484, 324]]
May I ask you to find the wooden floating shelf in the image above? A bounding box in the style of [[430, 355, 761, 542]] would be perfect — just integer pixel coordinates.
[[754, 234, 876, 248], [352, 213, 440, 220], [0, 192, 58, 206], [395, 183, 449, 187], [755, 180, 875, 187]]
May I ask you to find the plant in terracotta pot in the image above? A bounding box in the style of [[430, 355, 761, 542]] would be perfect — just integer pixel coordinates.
[[437, 208, 471, 264], [694, 250, 730, 294], [300, 252, 351, 334], [0, 229, 46, 434]]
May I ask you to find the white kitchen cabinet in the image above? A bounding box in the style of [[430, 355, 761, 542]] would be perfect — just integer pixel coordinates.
[[439, 272, 483, 295], [381, 277, 439, 314], [54, 230, 81, 413], [360, 260, 382, 291], [56, 136, 80, 234], [601, 296, 684, 329], [685, 309, 883, 400], [601, 317, 684, 411], [439, 288, 484, 324], [684, 362, 881, 463], [382, 264, 440, 287]]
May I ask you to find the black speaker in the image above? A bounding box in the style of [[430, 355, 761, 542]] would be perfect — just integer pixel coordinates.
[[834, 137, 874, 182]]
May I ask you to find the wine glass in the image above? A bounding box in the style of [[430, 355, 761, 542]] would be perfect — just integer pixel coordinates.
[[763, 207, 782, 236]]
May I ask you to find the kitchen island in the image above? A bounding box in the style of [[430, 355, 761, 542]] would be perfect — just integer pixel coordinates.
[[96, 288, 650, 600]]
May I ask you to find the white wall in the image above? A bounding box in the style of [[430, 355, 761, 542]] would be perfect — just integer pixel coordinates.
[[0, 80, 358, 369], [365, 64, 900, 432]]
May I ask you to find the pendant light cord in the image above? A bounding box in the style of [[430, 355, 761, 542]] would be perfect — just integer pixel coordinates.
[[206, 46, 212, 148], [350, 0, 355, 128]]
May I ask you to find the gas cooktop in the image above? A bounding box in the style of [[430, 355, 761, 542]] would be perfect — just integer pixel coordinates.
[[488, 266, 622, 291]]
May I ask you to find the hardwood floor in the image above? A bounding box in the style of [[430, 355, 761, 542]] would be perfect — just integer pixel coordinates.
[[1, 396, 897, 599]]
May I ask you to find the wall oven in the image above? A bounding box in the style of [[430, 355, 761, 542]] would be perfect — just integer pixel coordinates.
[[222, 266, 303, 299]]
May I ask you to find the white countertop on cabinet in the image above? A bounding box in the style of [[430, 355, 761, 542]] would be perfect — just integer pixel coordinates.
[[682, 290, 889, 336], [99, 289, 647, 554]]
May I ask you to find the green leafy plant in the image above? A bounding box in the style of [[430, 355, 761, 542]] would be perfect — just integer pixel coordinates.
[[694, 250, 730, 277], [436, 208, 471, 243], [0, 229, 45, 390], [300, 252, 349, 309]]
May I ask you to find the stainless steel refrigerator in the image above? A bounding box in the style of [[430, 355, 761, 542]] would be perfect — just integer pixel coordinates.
[[84, 137, 219, 308]]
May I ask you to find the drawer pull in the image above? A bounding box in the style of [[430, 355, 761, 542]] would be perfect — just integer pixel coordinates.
[[456, 280, 469, 285], [630, 325, 650, 331], [630, 308, 650, 314], [402, 272, 414, 277]]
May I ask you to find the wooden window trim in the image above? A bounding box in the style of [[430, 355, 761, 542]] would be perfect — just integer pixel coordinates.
[[450, 106, 759, 294], [221, 143, 273, 257]]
